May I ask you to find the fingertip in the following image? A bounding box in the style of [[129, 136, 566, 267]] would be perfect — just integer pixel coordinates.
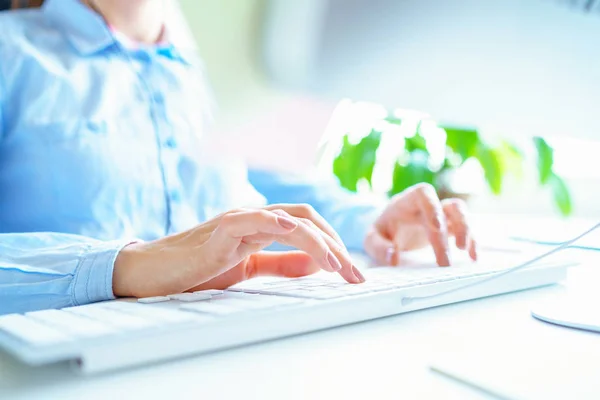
[[469, 240, 478, 261], [336, 265, 361, 284], [455, 234, 467, 250], [386, 247, 397, 266], [351, 265, 366, 283], [437, 250, 451, 267]]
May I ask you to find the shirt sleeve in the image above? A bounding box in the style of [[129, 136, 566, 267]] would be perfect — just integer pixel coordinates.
[[0, 232, 134, 315], [0, 48, 4, 141], [248, 169, 385, 252]]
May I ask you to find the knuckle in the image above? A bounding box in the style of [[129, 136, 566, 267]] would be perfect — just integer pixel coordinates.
[[270, 208, 290, 217], [299, 217, 317, 228], [453, 199, 469, 214], [219, 213, 236, 228], [414, 182, 436, 195], [255, 209, 274, 220], [218, 214, 240, 235], [225, 208, 245, 215], [297, 203, 316, 217], [443, 198, 466, 210]]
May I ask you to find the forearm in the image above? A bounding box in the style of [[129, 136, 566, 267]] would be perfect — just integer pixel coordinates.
[[0, 232, 134, 315]]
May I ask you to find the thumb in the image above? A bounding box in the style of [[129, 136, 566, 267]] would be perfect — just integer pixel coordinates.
[[188, 251, 320, 292], [249, 251, 320, 278], [364, 228, 399, 266]]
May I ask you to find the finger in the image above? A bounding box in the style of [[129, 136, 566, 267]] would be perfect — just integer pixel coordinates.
[[297, 218, 363, 283], [214, 209, 297, 239], [212, 209, 360, 282], [269, 207, 362, 282], [240, 233, 278, 245], [189, 251, 320, 291], [270, 216, 362, 282], [241, 221, 364, 283], [203, 210, 298, 276], [468, 237, 478, 261], [442, 198, 471, 253], [364, 228, 399, 266], [442, 199, 478, 261], [273, 217, 341, 274], [266, 204, 346, 249], [249, 251, 321, 278], [414, 184, 450, 266]]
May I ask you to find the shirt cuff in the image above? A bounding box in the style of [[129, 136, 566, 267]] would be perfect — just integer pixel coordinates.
[[72, 240, 138, 306]]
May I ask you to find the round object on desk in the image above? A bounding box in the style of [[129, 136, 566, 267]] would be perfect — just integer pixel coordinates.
[[531, 293, 600, 333]]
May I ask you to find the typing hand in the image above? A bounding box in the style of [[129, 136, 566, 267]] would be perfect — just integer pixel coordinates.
[[364, 183, 478, 267], [112, 205, 364, 298]]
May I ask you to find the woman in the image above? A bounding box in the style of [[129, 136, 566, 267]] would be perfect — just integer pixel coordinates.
[[0, 0, 476, 314]]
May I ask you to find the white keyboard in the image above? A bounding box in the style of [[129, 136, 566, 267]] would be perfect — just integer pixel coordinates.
[[0, 245, 574, 374], [229, 261, 515, 300]]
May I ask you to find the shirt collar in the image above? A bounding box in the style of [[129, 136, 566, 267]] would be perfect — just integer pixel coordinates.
[[42, 0, 198, 65]]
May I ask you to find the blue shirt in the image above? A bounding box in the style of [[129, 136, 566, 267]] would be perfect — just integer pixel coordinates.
[[0, 0, 379, 314]]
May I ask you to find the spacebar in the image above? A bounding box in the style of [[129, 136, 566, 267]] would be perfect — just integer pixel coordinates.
[[233, 288, 359, 300]]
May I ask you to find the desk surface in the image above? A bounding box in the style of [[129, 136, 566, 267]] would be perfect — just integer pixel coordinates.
[[2, 217, 599, 400]]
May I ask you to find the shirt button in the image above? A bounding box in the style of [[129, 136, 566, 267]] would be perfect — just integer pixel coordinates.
[[164, 137, 177, 149], [170, 190, 181, 202], [153, 93, 164, 104]]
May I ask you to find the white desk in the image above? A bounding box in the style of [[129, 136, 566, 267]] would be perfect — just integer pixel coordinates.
[[1, 218, 599, 400]]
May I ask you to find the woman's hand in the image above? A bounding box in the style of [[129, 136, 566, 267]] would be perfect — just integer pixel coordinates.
[[364, 183, 478, 267], [112, 205, 365, 298]]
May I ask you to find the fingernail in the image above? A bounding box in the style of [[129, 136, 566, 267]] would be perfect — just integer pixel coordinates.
[[352, 265, 366, 283], [386, 247, 396, 265], [327, 251, 343, 271], [277, 216, 297, 230]]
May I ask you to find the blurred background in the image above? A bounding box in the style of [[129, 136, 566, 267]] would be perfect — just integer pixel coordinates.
[[178, 0, 600, 220]]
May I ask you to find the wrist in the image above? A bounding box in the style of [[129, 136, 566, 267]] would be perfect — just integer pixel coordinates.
[[112, 241, 144, 298]]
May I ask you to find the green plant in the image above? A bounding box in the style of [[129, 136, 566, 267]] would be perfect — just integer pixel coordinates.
[[329, 105, 572, 216]]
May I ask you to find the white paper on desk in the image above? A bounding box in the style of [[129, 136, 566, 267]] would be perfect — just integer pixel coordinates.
[[429, 332, 600, 400]]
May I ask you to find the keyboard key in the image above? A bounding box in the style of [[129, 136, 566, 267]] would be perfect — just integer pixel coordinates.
[[63, 306, 155, 330], [138, 296, 170, 304], [104, 301, 212, 324], [309, 291, 345, 300], [225, 262, 515, 301], [269, 286, 313, 292], [335, 285, 372, 294], [180, 302, 243, 316], [212, 298, 273, 310], [246, 295, 306, 305], [167, 293, 212, 302], [361, 282, 397, 292], [193, 289, 224, 296], [319, 283, 346, 288], [0, 314, 71, 345], [26, 309, 115, 338]]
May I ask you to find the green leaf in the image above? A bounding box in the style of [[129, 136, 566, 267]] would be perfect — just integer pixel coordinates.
[[389, 150, 434, 196], [548, 173, 572, 216], [404, 133, 428, 153], [533, 136, 554, 184], [475, 144, 504, 195], [496, 140, 525, 177], [443, 126, 480, 162], [332, 130, 382, 192], [385, 116, 402, 125]]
